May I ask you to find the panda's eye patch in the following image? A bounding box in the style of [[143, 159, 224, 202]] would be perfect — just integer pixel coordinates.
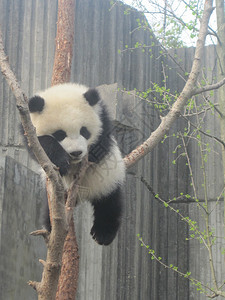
[[52, 130, 67, 141], [80, 126, 91, 139]]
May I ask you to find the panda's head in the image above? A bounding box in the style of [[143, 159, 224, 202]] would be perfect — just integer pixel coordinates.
[[28, 83, 103, 162]]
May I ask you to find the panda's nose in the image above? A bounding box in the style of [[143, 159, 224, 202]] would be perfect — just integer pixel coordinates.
[[70, 151, 82, 158]]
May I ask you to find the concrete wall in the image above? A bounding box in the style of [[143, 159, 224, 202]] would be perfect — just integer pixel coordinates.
[[0, 156, 46, 300]]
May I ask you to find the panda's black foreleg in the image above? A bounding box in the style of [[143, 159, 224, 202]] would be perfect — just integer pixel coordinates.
[[38, 135, 71, 176], [38, 135, 70, 231], [90, 186, 123, 245]]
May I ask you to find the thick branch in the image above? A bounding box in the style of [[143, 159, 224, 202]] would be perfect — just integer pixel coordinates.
[[0, 29, 63, 190], [124, 0, 214, 168], [51, 0, 75, 86], [0, 27, 67, 300], [55, 218, 79, 299]]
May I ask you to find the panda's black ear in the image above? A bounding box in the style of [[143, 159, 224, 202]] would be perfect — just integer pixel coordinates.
[[83, 89, 100, 106], [28, 96, 45, 113]]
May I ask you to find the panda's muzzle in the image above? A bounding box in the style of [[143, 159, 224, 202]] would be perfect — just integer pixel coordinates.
[[70, 151, 83, 159]]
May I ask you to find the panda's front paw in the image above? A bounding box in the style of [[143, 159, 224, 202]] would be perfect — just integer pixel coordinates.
[[90, 223, 117, 246]]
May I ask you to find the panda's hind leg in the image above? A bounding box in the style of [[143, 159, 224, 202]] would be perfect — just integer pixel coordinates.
[[90, 186, 123, 245]]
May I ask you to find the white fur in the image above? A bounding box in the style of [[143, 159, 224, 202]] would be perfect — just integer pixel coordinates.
[[63, 141, 126, 202], [31, 83, 126, 202], [60, 135, 88, 159]]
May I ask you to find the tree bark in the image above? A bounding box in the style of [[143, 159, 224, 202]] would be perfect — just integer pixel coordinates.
[[51, 0, 75, 86], [56, 219, 79, 299], [50, 1, 80, 299]]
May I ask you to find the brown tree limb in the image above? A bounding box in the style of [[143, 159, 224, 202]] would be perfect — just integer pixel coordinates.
[[0, 27, 68, 300], [124, 0, 215, 169], [0, 31, 56, 180], [55, 218, 79, 299], [49, 1, 81, 299], [51, 0, 75, 86], [56, 157, 91, 299]]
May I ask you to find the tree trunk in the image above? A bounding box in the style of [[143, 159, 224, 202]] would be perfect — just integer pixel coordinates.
[[51, 0, 79, 299]]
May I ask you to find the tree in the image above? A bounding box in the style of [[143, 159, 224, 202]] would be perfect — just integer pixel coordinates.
[[0, 0, 225, 299], [114, 0, 225, 297], [0, 1, 80, 299]]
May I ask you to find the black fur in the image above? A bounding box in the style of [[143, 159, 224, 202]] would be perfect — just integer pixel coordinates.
[[52, 130, 67, 141], [38, 135, 71, 176], [88, 103, 113, 163], [91, 186, 123, 245], [80, 126, 91, 139], [83, 88, 100, 106], [42, 194, 51, 232], [29, 96, 45, 112]]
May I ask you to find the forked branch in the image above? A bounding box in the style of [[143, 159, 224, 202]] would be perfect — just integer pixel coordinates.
[[124, 0, 217, 169]]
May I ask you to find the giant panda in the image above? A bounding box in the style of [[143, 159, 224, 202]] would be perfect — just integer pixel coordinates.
[[28, 83, 126, 245]]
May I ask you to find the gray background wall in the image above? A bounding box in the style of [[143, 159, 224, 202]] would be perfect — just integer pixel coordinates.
[[0, 0, 224, 299]]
